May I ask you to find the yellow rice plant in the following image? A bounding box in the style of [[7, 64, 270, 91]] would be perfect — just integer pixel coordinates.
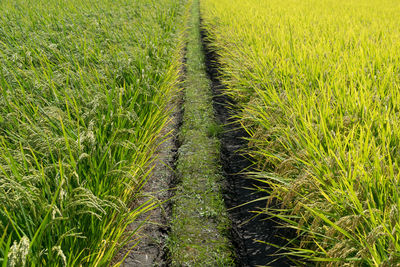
[[201, 0, 400, 265]]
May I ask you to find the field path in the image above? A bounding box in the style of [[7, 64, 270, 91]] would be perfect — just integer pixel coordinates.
[[167, 0, 234, 265], [117, 0, 291, 265]]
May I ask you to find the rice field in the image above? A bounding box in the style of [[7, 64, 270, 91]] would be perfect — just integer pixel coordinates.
[[2, 0, 400, 265], [201, 0, 400, 265], [0, 0, 186, 265]]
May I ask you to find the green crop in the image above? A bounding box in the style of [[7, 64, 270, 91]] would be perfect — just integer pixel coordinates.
[[0, 0, 187, 265], [201, 0, 400, 265]]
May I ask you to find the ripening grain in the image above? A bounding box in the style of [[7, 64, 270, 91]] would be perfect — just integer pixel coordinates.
[[0, 0, 186, 265], [201, 0, 400, 265]]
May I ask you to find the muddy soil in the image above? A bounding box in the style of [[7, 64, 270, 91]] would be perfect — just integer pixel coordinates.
[[199, 25, 292, 267], [116, 96, 182, 267]]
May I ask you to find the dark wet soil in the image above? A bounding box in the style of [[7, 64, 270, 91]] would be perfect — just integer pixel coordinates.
[[199, 23, 292, 267], [116, 91, 183, 267]]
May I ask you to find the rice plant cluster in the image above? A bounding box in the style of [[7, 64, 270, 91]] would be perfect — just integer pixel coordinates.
[[0, 0, 186, 265], [201, 0, 400, 265]]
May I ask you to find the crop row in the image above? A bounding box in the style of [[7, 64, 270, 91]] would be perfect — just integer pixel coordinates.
[[0, 0, 186, 265], [201, 0, 400, 265]]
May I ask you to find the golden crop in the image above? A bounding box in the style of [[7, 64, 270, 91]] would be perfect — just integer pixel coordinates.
[[201, 0, 400, 265]]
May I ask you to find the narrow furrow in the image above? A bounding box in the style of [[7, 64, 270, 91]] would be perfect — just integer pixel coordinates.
[[118, 100, 182, 266], [167, 0, 234, 265], [200, 15, 292, 267]]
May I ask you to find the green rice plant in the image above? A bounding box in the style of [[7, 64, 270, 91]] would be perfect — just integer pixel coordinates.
[[201, 0, 400, 265], [0, 0, 188, 265]]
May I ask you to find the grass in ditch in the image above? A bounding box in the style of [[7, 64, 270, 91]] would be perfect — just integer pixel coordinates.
[[167, 0, 234, 265], [0, 0, 187, 265]]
